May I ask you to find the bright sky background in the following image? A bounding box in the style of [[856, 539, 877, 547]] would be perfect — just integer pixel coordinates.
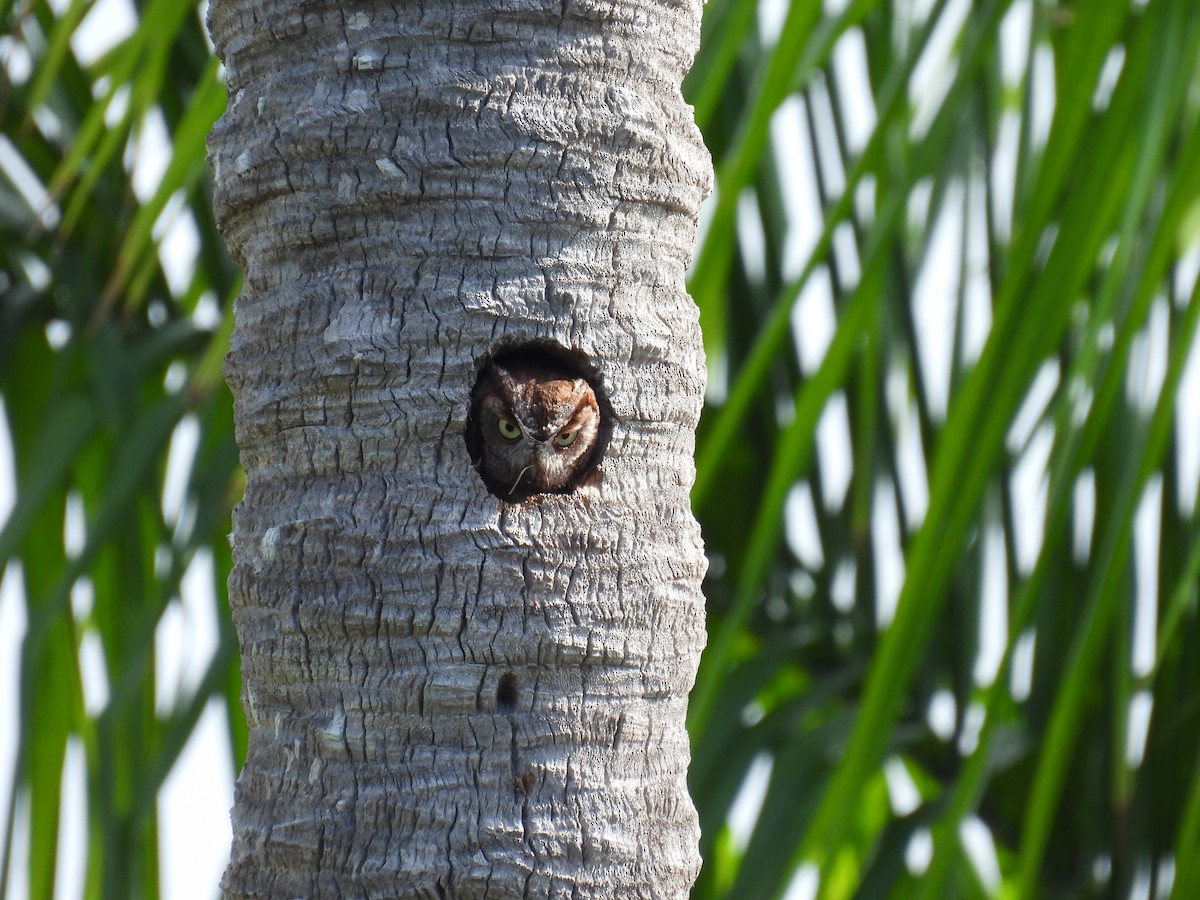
[[1, 0, 1198, 897]]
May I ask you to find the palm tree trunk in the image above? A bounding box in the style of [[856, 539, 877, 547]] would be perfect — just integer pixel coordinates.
[[207, 1, 710, 896]]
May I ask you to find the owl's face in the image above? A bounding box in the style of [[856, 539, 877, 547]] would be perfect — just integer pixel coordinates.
[[472, 360, 601, 497]]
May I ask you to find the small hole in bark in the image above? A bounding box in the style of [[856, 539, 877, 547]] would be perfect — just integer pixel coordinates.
[[496, 672, 519, 711], [466, 343, 611, 501], [514, 770, 537, 795]]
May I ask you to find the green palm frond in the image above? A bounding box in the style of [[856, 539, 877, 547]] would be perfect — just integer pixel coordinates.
[[0, 3, 239, 897], [689, 0, 1200, 896]]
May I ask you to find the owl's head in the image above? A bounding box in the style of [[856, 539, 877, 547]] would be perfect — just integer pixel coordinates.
[[470, 356, 602, 498]]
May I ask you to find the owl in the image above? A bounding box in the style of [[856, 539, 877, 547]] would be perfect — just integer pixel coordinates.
[[470, 357, 602, 498]]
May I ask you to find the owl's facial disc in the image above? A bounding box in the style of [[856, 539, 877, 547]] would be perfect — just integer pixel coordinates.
[[468, 352, 606, 499]]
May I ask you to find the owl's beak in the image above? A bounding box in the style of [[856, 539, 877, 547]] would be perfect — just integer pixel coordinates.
[[516, 421, 548, 443]]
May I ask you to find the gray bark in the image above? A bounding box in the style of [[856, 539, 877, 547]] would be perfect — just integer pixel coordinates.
[[207, 1, 710, 897]]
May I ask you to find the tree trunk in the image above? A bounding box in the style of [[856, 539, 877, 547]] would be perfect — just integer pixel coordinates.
[[207, 1, 710, 896]]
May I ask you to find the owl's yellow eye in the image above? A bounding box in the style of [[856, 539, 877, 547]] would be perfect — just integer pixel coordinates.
[[553, 429, 578, 448], [497, 418, 522, 440]]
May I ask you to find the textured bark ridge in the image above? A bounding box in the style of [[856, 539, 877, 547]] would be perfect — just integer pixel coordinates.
[[208, 1, 710, 896]]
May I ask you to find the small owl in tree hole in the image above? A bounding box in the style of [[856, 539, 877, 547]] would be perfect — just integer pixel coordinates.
[[470, 355, 602, 499]]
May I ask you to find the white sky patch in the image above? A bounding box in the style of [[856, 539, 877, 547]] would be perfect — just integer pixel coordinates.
[[1125, 690, 1154, 769], [1010, 423, 1053, 574], [792, 266, 837, 373], [1098, 235, 1120, 272], [884, 756, 922, 815], [1092, 45, 1125, 111], [104, 83, 131, 129], [1007, 360, 1060, 453], [23, 257, 52, 295], [1067, 372, 1094, 429], [197, 1, 215, 54], [193, 292, 224, 331], [124, 99, 203, 302], [975, 523, 1008, 686], [960, 815, 1003, 891], [693, 187, 718, 272], [910, 0, 939, 24], [1177, 304, 1200, 516], [0, 136, 60, 230], [155, 553, 237, 900], [1128, 864, 1154, 900], [776, 387, 796, 427], [960, 174, 993, 366], [58, 739, 88, 900], [1173, 254, 1200, 516], [957, 701, 986, 755], [1132, 477, 1162, 678], [831, 557, 857, 613], [907, 178, 934, 235], [773, 95, 823, 282], [1156, 858, 1176, 899], [998, 0, 1032, 87], [164, 360, 189, 395], [130, 107, 172, 202], [758, 0, 788, 46], [783, 863, 820, 900], [1073, 468, 1096, 565], [906, 829, 934, 875], [888, 365, 930, 529], [0, 408, 18, 881], [790, 568, 817, 600], [160, 701, 235, 900], [73, 0, 138, 65], [162, 414, 201, 526], [1010, 629, 1037, 702], [873, 478, 905, 628], [1127, 297, 1169, 415], [1175, 244, 1200, 305], [808, 80, 846, 201], [78, 628, 111, 715], [908, 0, 970, 140], [1030, 43, 1057, 149], [156, 549, 221, 713], [927, 689, 956, 741], [0, 35, 34, 84], [855, 174, 876, 226], [706, 344, 729, 406], [832, 222, 861, 291], [991, 109, 1021, 241], [0, 564, 23, 886], [832, 28, 875, 153], [817, 392, 853, 512], [7, 785, 31, 899], [738, 189, 768, 286], [912, 182, 964, 419], [786, 481, 826, 570], [64, 490, 86, 558], [728, 752, 774, 851]]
